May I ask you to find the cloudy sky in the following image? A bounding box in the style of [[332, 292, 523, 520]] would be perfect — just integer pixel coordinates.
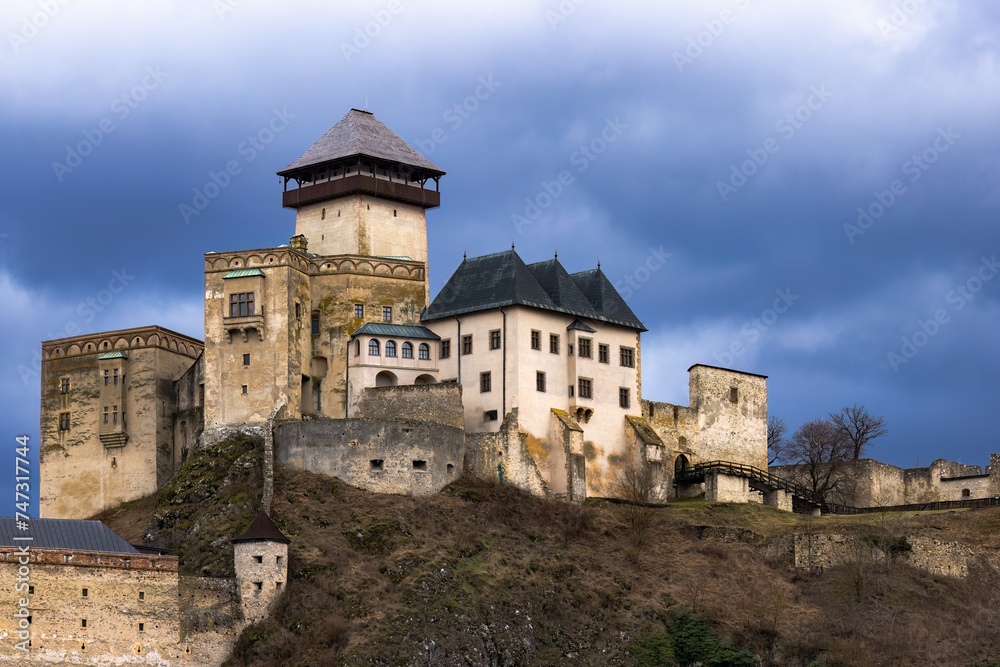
[[2, 1, 998, 513]]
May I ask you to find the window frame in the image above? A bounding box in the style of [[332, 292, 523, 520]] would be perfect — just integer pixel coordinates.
[[384, 340, 397, 357], [549, 334, 559, 354], [598, 344, 609, 364], [401, 341, 414, 358], [440, 339, 451, 359], [229, 292, 255, 317], [59, 412, 71, 431], [382, 306, 393, 322], [368, 339, 380, 356], [536, 371, 546, 393], [461, 335, 473, 355], [530, 330, 541, 350], [578, 378, 593, 399], [619, 387, 630, 409], [489, 330, 501, 350], [480, 371, 492, 393], [619, 346, 635, 368], [354, 304, 364, 318], [578, 338, 592, 358], [418, 343, 430, 360]]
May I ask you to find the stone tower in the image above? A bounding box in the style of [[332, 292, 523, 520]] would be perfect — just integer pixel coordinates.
[[277, 108, 445, 291], [202, 109, 445, 430], [232, 511, 290, 624]]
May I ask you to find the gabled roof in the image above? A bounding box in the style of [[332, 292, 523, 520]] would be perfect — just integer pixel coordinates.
[[231, 511, 290, 545], [351, 323, 440, 340], [566, 319, 597, 333], [278, 109, 444, 177], [569, 268, 646, 331], [526, 259, 601, 316], [422, 250, 558, 320], [422, 249, 646, 331], [0, 518, 138, 554]]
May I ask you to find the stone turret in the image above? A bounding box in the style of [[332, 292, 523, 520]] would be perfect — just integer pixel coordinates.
[[232, 511, 290, 624]]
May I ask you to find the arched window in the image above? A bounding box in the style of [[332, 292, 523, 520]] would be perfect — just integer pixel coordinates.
[[962, 488, 971, 498], [368, 339, 380, 356], [401, 342, 413, 359], [385, 340, 397, 357], [418, 343, 430, 360]]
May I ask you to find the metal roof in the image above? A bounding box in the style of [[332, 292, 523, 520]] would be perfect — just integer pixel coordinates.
[[422, 249, 646, 331], [98, 351, 128, 360], [232, 511, 290, 544], [278, 109, 444, 177], [351, 323, 441, 340], [223, 268, 265, 279], [566, 319, 597, 333], [0, 518, 138, 554]]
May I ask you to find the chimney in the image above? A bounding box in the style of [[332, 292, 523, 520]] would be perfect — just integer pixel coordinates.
[[289, 234, 308, 253]]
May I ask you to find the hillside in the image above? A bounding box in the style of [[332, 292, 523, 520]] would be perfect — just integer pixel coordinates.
[[95, 438, 1000, 666]]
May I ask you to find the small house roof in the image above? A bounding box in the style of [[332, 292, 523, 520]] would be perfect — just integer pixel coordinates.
[[231, 511, 291, 545], [351, 323, 440, 340], [0, 518, 138, 554]]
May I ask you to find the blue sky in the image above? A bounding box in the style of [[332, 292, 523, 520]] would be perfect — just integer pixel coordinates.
[[2, 1, 999, 515]]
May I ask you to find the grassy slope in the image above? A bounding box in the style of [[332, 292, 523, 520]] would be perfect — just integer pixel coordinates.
[[98, 450, 1000, 666]]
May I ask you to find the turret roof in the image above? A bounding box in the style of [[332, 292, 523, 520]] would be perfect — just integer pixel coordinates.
[[277, 109, 444, 177], [231, 511, 290, 544]]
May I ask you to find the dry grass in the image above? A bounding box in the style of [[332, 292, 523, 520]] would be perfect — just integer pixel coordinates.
[[92, 458, 1000, 666]]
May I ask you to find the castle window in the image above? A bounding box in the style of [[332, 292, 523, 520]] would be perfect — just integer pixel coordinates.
[[418, 343, 430, 360], [60, 378, 70, 393], [578, 378, 592, 399], [138, 623, 145, 632], [321, 208, 326, 220], [447, 464, 454, 474], [962, 488, 971, 498], [243, 353, 250, 366], [241, 385, 248, 394], [59, 412, 70, 430], [82, 619, 87, 628], [311, 311, 320, 335], [385, 341, 397, 357], [536, 371, 546, 393], [370, 459, 384, 471], [82, 588, 88, 597], [729, 387, 738, 403], [619, 347, 635, 368], [253, 582, 263, 592], [440, 339, 451, 359], [354, 304, 364, 318], [480, 372, 491, 393], [393, 209, 397, 217], [28, 586, 33, 594], [113, 369, 119, 385], [277, 555, 283, 564], [104, 370, 109, 385], [412, 460, 427, 471], [382, 306, 392, 322], [619, 387, 630, 409], [462, 335, 473, 355], [254, 555, 263, 563], [568, 344, 574, 356], [230, 292, 254, 317], [579, 338, 592, 358], [490, 330, 501, 350], [530, 330, 540, 350], [401, 342, 413, 359], [276, 581, 283, 589], [549, 334, 559, 354], [103, 407, 109, 424], [139, 591, 144, 601], [295, 302, 301, 320], [484, 410, 498, 422], [568, 385, 574, 398], [355, 339, 360, 356], [368, 340, 380, 356], [112, 406, 118, 424]]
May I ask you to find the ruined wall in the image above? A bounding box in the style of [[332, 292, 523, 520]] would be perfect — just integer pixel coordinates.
[[792, 534, 999, 578], [465, 409, 549, 497], [688, 365, 768, 470], [173, 354, 205, 465], [354, 383, 463, 429], [275, 418, 463, 495]]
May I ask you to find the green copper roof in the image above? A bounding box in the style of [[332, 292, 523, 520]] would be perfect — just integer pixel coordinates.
[[98, 351, 128, 360], [351, 323, 440, 340], [223, 268, 265, 279]]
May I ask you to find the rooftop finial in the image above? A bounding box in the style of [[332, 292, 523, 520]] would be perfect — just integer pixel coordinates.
[[554, 249, 558, 260], [511, 242, 515, 251], [364, 96, 368, 112], [597, 258, 601, 269], [463, 249, 467, 261]]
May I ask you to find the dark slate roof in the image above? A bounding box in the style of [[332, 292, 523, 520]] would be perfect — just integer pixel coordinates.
[[569, 268, 646, 331], [351, 323, 440, 340], [527, 259, 601, 316], [278, 109, 444, 177], [566, 319, 597, 333], [0, 518, 138, 553], [231, 511, 290, 544], [422, 249, 646, 331]]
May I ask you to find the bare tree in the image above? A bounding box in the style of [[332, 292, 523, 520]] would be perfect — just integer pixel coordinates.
[[612, 449, 663, 559], [767, 415, 788, 465], [786, 419, 852, 503], [829, 404, 888, 460]]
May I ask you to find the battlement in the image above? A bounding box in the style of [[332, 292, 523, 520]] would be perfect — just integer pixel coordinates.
[[42, 325, 203, 361]]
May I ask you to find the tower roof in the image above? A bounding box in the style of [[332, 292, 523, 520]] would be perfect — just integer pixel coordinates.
[[0, 518, 138, 554], [422, 249, 646, 331], [278, 109, 444, 178], [231, 511, 290, 545]]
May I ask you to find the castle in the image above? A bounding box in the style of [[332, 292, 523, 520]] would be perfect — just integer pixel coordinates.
[[17, 108, 774, 665]]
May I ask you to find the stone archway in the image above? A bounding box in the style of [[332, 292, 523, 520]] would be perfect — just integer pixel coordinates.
[[375, 371, 398, 387]]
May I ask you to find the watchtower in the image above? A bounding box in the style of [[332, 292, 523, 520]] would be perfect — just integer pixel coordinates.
[[232, 511, 290, 624]]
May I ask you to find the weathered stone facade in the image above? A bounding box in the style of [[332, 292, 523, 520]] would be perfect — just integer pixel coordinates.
[[39, 327, 204, 519], [274, 418, 464, 496]]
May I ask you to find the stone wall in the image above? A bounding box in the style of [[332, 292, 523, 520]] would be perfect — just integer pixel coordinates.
[[274, 418, 464, 496], [791, 534, 999, 578], [465, 409, 549, 497], [233, 541, 287, 624], [354, 383, 464, 429], [688, 365, 768, 470]]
